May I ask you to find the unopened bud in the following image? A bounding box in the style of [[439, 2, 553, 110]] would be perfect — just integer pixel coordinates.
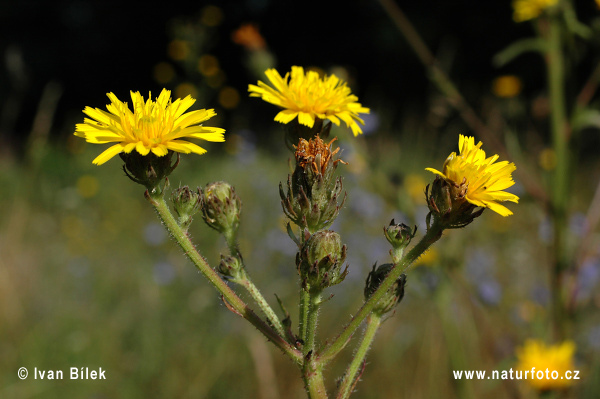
[[120, 151, 179, 191], [364, 263, 407, 315], [384, 220, 416, 257], [297, 230, 348, 292], [218, 254, 244, 280], [172, 186, 201, 230], [425, 176, 483, 229], [200, 182, 242, 237]]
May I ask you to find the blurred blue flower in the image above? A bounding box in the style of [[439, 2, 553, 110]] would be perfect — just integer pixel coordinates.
[[577, 257, 600, 301], [144, 222, 167, 246], [349, 188, 385, 220], [153, 261, 176, 285], [478, 280, 502, 305], [531, 284, 550, 306], [569, 212, 587, 237], [538, 217, 553, 244]]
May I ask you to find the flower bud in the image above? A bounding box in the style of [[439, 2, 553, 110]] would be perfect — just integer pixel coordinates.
[[384, 220, 416, 250], [120, 151, 179, 191], [200, 182, 242, 236], [172, 186, 201, 230], [218, 254, 244, 280], [296, 230, 348, 292], [425, 176, 483, 229], [364, 263, 407, 316]]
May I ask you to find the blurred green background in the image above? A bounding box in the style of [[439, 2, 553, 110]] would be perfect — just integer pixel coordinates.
[[2, 1, 600, 398]]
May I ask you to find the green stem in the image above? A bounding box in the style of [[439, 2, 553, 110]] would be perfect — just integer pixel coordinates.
[[146, 190, 302, 364], [303, 366, 328, 399], [224, 230, 288, 339], [546, 14, 569, 341], [319, 220, 443, 362], [240, 276, 288, 339], [299, 289, 310, 344], [336, 314, 382, 399], [302, 291, 326, 398], [304, 292, 322, 355]]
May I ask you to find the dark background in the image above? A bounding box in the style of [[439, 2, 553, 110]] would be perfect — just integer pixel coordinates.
[[1, 0, 576, 152]]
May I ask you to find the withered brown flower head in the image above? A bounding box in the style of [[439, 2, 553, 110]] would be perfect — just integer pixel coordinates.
[[294, 136, 346, 175]]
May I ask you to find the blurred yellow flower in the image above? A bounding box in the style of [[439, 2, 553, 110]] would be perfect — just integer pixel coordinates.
[[413, 247, 438, 267], [516, 340, 576, 390], [404, 174, 428, 204], [75, 89, 225, 165], [426, 135, 519, 217], [248, 66, 370, 136], [492, 75, 522, 98], [538, 148, 557, 171], [512, 0, 558, 22]]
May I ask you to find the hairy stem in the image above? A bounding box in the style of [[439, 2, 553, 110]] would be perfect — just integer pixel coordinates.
[[224, 231, 288, 339], [146, 190, 302, 364], [319, 220, 443, 363], [336, 314, 382, 399], [240, 276, 288, 339], [299, 289, 310, 344], [304, 292, 322, 355], [302, 291, 326, 398]]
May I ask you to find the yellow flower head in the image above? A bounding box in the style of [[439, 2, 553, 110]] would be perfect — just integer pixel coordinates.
[[75, 89, 225, 165], [248, 66, 370, 136], [512, 0, 558, 22], [426, 135, 519, 217], [516, 340, 576, 390]]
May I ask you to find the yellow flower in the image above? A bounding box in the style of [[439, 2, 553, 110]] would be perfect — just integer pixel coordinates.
[[75, 89, 225, 165], [492, 75, 522, 98], [516, 340, 576, 390], [426, 135, 519, 217], [248, 66, 370, 136], [512, 0, 558, 22]]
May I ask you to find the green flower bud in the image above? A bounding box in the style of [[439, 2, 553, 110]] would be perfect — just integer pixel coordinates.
[[120, 151, 179, 191], [296, 230, 348, 293], [200, 182, 242, 236], [172, 186, 201, 230], [384, 220, 417, 263], [425, 176, 484, 230], [384, 220, 416, 250], [218, 254, 244, 280], [364, 263, 407, 316]]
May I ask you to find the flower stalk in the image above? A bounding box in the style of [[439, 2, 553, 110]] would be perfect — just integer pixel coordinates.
[[319, 219, 443, 363], [336, 313, 382, 399], [146, 189, 302, 364]]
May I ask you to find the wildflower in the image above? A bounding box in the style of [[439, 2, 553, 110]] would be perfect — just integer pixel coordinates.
[[426, 135, 519, 217], [248, 66, 370, 136], [516, 340, 576, 390], [512, 0, 558, 23], [75, 89, 225, 165]]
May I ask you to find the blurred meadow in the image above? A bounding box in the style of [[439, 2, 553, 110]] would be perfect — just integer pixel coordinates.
[[2, 1, 600, 398]]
